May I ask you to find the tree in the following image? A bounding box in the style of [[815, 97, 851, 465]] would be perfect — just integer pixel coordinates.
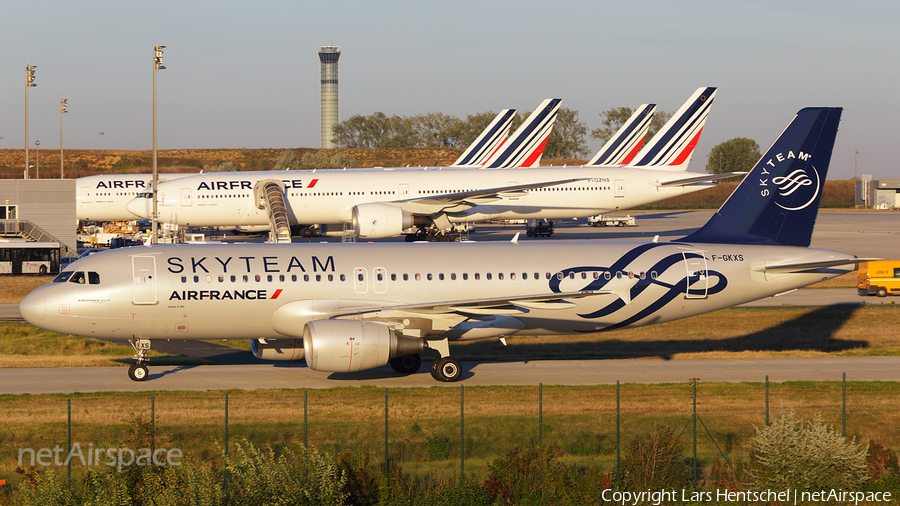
[[706, 137, 761, 175], [591, 107, 673, 145], [444, 110, 501, 150], [543, 107, 588, 159]]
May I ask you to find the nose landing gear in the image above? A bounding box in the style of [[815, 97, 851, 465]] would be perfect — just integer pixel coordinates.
[[127, 338, 152, 382]]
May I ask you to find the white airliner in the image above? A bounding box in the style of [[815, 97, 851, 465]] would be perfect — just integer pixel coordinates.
[[73, 106, 525, 224], [21, 107, 870, 383], [127, 88, 735, 241]]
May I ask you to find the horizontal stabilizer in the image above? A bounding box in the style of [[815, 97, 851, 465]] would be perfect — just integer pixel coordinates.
[[655, 172, 747, 187], [753, 257, 882, 273]]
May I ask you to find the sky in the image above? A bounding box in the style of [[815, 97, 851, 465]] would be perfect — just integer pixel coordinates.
[[1, 0, 898, 180]]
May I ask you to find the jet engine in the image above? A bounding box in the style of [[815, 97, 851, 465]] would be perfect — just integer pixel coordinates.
[[352, 203, 414, 239], [303, 320, 424, 373], [250, 338, 304, 361]]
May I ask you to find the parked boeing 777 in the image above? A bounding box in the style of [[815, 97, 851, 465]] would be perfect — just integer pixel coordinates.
[[21, 107, 872, 383]]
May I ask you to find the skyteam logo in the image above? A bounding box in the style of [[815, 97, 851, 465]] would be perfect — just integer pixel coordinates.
[[757, 150, 820, 211], [773, 166, 820, 211]]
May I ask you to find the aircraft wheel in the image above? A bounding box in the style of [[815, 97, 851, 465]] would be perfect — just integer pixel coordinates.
[[128, 364, 149, 382], [390, 354, 421, 374], [430, 357, 462, 382]]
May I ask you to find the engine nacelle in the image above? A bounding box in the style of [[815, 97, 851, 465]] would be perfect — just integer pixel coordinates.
[[352, 203, 413, 239], [303, 319, 424, 373], [250, 338, 304, 361]]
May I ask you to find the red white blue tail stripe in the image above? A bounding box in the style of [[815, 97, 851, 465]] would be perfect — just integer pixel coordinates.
[[587, 104, 657, 166], [631, 87, 716, 171], [452, 109, 516, 166], [484, 99, 561, 169]]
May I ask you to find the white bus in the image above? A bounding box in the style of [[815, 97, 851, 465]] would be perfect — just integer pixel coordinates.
[[0, 238, 61, 275]]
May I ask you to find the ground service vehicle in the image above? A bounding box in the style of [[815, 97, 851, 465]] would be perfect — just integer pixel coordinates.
[[858, 261, 900, 297]]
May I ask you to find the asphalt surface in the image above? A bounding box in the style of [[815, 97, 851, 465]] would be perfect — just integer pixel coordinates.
[[1, 357, 898, 395], [3, 210, 897, 392]]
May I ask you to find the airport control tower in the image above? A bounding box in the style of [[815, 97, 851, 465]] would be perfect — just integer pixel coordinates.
[[318, 46, 341, 149]]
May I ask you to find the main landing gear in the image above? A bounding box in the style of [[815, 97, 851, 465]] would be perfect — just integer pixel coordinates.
[[128, 338, 151, 382], [431, 356, 462, 382], [425, 338, 463, 382]]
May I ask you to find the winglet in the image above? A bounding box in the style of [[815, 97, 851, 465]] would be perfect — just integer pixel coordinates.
[[511, 232, 520, 244]]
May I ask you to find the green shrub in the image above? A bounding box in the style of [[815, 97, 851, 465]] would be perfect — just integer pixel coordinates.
[[749, 407, 868, 490], [226, 440, 347, 506], [621, 424, 690, 490]]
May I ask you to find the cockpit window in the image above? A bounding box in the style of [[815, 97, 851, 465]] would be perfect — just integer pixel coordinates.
[[68, 271, 87, 284], [88, 272, 100, 285], [53, 272, 74, 283]]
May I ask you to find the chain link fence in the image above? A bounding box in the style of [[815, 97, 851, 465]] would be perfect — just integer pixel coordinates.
[[1, 376, 897, 497]]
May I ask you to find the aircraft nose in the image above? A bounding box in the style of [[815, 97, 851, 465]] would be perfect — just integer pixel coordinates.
[[19, 289, 46, 327], [126, 196, 152, 219]]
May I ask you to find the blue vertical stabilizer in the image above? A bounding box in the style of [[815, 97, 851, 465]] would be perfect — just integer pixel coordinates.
[[681, 107, 842, 247]]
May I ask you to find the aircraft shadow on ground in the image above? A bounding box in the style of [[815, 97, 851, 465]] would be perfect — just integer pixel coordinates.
[[459, 305, 869, 363]]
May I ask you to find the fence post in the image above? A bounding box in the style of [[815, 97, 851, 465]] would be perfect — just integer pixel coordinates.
[[224, 391, 229, 493], [384, 387, 389, 477], [67, 398, 71, 487], [842, 372, 847, 437], [692, 378, 698, 487], [460, 385, 465, 484], [151, 395, 156, 451], [616, 381, 620, 487], [539, 383, 543, 447], [304, 389, 308, 450]]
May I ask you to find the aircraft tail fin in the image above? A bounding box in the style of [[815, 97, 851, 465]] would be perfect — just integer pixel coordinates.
[[452, 109, 516, 166], [680, 107, 842, 247], [587, 104, 657, 166], [631, 87, 716, 171], [484, 99, 562, 168]]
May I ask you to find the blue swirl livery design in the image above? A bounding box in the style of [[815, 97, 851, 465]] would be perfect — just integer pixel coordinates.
[[21, 107, 875, 384]]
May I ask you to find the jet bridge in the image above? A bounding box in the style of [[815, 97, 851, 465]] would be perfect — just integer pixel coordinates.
[[254, 180, 292, 243]]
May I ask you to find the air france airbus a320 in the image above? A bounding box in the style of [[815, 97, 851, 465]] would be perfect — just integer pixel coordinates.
[[21, 107, 869, 383]]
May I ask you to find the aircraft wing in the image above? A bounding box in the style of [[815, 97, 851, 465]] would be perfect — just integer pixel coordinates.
[[654, 172, 747, 187], [391, 178, 587, 214], [753, 257, 882, 273]]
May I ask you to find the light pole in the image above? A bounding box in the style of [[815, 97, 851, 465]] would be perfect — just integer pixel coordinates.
[[854, 150, 859, 180], [60, 98, 67, 178], [25, 64, 36, 179], [98, 132, 105, 150], [152, 44, 165, 243], [35, 140, 40, 179]]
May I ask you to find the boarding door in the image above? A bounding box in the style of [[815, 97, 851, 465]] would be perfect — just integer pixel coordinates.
[[80, 187, 92, 203], [398, 184, 409, 198], [614, 179, 625, 198], [180, 188, 192, 207], [682, 251, 708, 299], [133, 256, 158, 305]]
